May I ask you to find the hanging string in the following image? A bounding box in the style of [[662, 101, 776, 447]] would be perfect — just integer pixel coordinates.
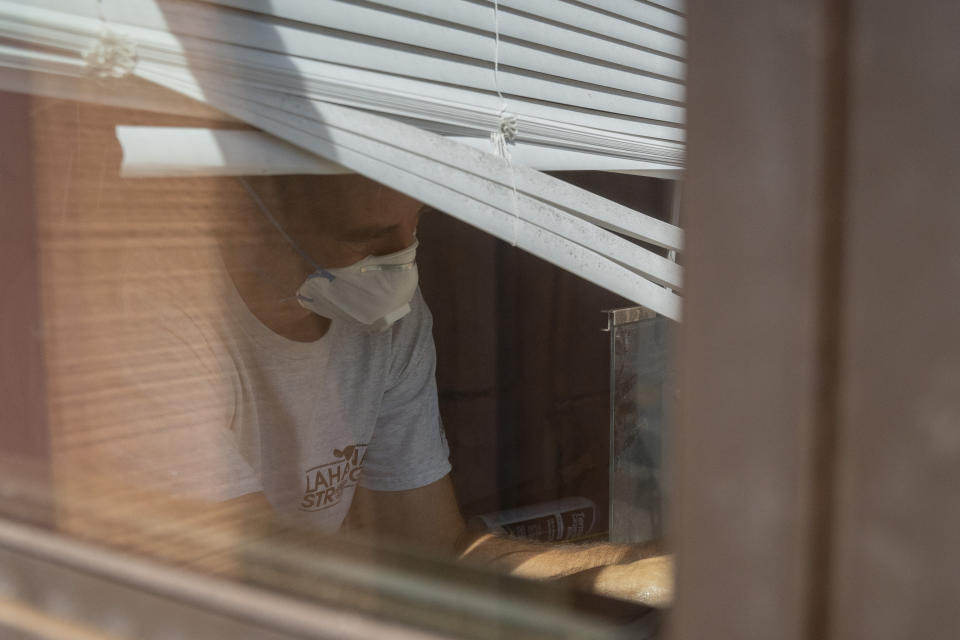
[[490, 0, 521, 246], [236, 178, 331, 279]]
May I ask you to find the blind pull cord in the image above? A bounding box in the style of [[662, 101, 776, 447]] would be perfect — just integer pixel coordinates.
[[490, 0, 521, 247]]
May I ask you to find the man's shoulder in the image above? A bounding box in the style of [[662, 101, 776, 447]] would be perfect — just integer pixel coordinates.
[[390, 287, 433, 343], [377, 288, 434, 383]]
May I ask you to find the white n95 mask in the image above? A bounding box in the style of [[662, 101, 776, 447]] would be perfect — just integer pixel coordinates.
[[238, 178, 420, 334], [296, 241, 419, 333]]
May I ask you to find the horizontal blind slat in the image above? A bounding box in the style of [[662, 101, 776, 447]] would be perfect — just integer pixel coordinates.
[[564, 0, 685, 35]]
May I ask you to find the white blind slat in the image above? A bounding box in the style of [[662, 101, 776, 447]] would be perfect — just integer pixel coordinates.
[[117, 127, 680, 177], [116, 127, 348, 177], [570, 0, 686, 35]]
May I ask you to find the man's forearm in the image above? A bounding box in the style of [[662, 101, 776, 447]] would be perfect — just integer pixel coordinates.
[[346, 479, 673, 606], [454, 531, 673, 607], [455, 530, 662, 579]]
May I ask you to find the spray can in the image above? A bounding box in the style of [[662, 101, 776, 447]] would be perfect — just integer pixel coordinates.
[[468, 496, 598, 542]]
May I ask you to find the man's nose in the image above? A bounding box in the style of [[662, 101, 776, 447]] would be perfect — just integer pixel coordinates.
[[377, 223, 417, 257]]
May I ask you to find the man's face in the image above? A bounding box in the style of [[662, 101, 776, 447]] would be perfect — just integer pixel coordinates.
[[251, 174, 423, 269]]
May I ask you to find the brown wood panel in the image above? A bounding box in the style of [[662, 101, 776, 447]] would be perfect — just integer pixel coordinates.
[[0, 92, 52, 525], [828, 2, 960, 638], [22, 98, 279, 548], [671, 2, 846, 638]]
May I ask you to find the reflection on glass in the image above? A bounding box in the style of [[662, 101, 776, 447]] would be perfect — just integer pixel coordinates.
[[0, 95, 670, 639]]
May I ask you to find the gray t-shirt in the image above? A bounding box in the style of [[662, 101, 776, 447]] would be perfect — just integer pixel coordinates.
[[207, 279, 451, 530]]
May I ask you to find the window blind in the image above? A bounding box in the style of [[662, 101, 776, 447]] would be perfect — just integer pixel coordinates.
[[0, 0, 686, 319]]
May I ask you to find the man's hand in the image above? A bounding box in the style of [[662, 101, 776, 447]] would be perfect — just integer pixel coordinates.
[[556, 554, 674, 608]]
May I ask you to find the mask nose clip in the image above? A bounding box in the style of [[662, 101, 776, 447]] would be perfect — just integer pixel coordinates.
[[358, 262, 415, 274]]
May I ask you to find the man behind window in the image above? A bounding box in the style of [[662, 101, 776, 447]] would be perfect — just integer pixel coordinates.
[[201, 173, 673, 607]]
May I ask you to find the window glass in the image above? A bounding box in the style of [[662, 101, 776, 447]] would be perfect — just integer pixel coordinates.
[[0, 31, 676, 638]]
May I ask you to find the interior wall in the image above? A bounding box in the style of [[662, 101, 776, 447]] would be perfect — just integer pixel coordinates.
[[419, 172, 673, 533]]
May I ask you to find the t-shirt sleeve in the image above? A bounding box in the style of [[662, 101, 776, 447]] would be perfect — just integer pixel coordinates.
[[359, 289, 451, 491]]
